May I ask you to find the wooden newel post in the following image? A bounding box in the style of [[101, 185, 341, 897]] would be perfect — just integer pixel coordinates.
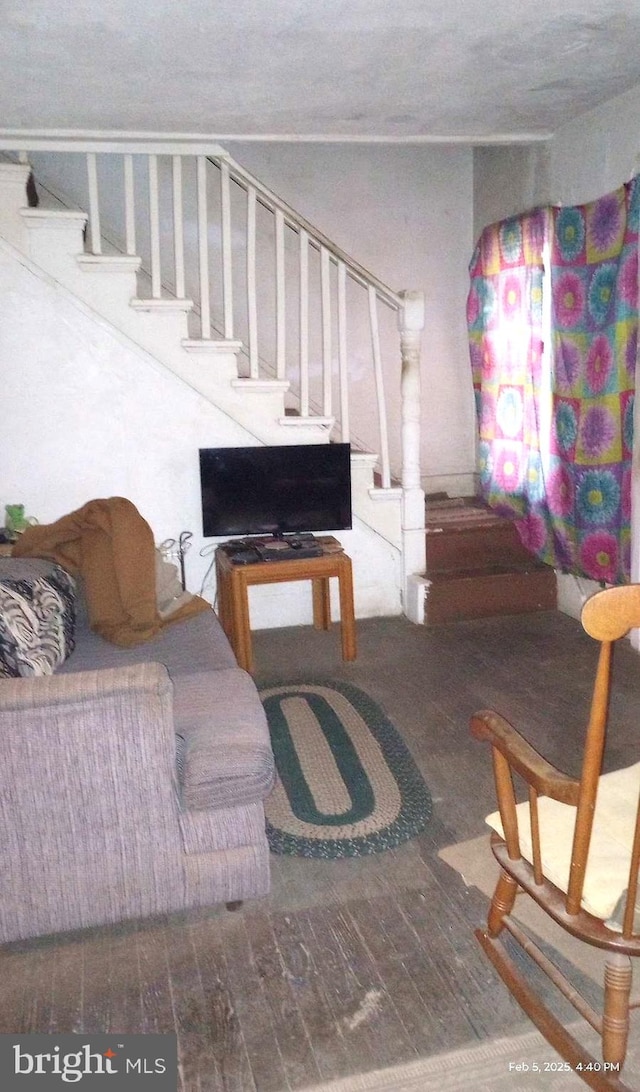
[[398, 290, 426, 623]]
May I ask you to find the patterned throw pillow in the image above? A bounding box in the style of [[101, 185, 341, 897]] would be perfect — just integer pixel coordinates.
[[0, 559, 76, 678]]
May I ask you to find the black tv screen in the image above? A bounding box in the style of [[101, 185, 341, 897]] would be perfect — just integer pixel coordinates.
[[199, 443, 352, 538]]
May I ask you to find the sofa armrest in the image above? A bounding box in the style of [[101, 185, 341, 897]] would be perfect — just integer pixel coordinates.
[[0, 661, 172, 714], [173, 668, 275, 811], [0, 662, 206, 942]]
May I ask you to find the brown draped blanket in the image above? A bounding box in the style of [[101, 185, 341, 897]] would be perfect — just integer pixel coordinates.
[[12, 497, 210, 647]]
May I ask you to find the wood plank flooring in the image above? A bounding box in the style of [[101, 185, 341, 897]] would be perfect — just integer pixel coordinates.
[[2, 610, 638, 1090]]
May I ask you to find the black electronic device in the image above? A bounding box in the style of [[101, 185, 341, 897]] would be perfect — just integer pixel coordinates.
[[199, 443, 352, 540], [219, 541, 263, 565], [219, 535, 324, 564], [254, 536, 323, 562]]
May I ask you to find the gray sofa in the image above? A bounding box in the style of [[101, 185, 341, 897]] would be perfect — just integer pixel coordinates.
[[0, 559, 276, 945]]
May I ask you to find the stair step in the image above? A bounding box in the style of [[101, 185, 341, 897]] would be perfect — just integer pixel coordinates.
[[181, 338, 243, 354], [427, 523, 535, 572], [22, 207, 87, 229], [426, 497, 535, 572], [277, 415, 335, 429], [232, 378, 290, 393], [130, 297, 194, 312], [426, 495, 507, 530], [425, 565, 556, 625], [77, 254, 141, 274], [423, 494, 556, 623]]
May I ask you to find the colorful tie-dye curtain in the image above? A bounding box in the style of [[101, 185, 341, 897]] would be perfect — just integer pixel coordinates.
[[467, 177, 639, 584], [467, 207, 548, 536]]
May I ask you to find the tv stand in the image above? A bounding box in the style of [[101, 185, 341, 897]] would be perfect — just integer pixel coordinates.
[[215, 536, 356, 674]]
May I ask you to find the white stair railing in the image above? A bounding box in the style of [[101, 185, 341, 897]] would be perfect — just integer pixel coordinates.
[[0, 135, 425, 548], [208, 150, 405, 478]]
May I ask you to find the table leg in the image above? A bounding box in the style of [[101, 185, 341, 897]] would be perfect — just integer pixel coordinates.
[[230, 571, 254, 674], [337, 557, 357, 661], [312, 577, 331, 630], [215, 561, 232, 641]]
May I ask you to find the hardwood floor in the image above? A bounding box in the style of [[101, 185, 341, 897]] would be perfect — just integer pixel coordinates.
[[2, 609, 637, 1090]]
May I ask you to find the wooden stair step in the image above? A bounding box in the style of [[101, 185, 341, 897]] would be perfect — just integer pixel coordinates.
[[426, 498, 535, 572], [423, 495, 556, 623], [425, 566, 556, 625], [426, 495, 504, 530], [427, 526, 537, 572]]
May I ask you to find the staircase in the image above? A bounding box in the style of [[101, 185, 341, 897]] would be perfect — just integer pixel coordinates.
[[424, 496, 556, 624], [0, 144, 427, 624]]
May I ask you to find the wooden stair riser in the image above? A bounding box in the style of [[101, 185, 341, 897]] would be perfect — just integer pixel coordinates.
[[426, 522, 534, 573], [425, 567, 557, 625]]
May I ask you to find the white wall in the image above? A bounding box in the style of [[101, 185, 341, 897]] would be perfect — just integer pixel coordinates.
[[472, 81, 640, 620], [0, 241, 401, 627], [473, 144, 552, 239], [473, 81, 640, 226], [544, 84, 640, 207]]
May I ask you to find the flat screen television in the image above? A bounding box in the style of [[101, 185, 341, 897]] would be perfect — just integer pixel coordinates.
[[199, 443, 352, 538]]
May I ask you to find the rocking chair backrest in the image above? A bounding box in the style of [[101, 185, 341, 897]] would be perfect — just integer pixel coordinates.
[[473, 585, 640, 1076], [574, 585, 640, 933], [474, 583, 640, 936]]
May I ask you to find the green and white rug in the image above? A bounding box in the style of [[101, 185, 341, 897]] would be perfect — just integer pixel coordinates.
[[259, 680, 432, 858]]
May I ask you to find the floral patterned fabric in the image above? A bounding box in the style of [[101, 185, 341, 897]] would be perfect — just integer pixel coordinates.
[[467, 207, 547, 527], [467, 177, 639, 584], [548, 180, 639, 582]]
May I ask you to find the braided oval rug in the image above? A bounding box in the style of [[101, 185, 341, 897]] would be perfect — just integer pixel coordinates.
[[259, 679, 432, 858]]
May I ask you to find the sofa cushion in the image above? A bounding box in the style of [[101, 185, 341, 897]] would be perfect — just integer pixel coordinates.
[[58, 606, 238, 676], [0, 558, 76, 678], [173, 668, 276, 810]]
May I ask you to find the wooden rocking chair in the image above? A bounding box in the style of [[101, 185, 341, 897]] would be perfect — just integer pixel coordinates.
[[472, 584, 640, 1091]]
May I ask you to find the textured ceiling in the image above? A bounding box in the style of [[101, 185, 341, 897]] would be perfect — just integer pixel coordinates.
[[3, 0, 640, 141]]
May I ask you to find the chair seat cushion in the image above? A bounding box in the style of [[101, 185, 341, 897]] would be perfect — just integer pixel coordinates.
[[485, 761, 640, 920]]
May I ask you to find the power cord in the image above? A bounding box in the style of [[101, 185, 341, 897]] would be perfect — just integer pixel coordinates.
[[158, 531, 193, 590], [199, 541, 218, 606]]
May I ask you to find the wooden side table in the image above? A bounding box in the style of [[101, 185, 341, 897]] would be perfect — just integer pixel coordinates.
[[215, 537, 357, 674]]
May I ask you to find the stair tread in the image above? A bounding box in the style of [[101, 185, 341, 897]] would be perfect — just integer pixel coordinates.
[[426, 498, 516, 532]]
